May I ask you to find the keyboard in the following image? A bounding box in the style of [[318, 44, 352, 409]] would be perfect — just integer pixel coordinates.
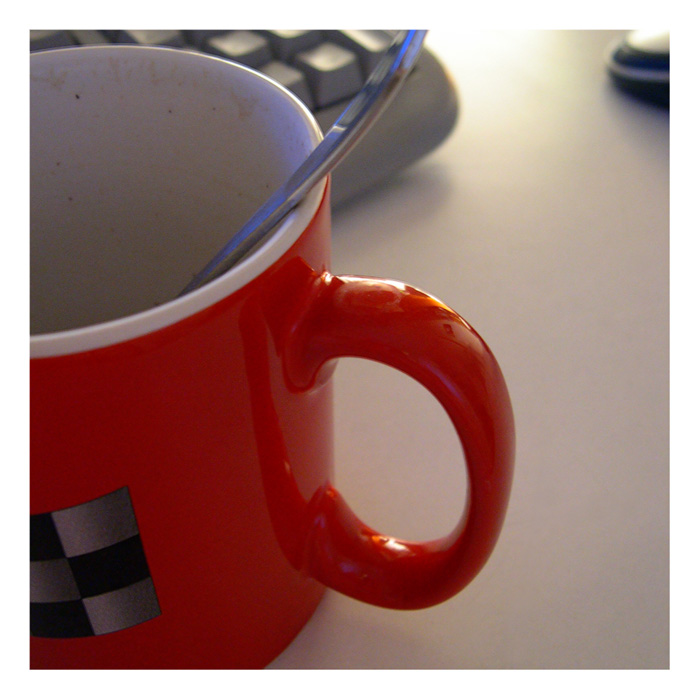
[[30, 30, 459, 207]]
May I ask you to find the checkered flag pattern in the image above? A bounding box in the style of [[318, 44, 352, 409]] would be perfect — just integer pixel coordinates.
[[30, 486, 161, 638]]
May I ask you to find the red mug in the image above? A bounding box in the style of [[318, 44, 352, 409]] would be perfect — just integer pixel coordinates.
[[30, 46, 515, 668]]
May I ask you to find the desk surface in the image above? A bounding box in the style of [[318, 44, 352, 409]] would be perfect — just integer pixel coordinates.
[[268, 30, 669, 669]]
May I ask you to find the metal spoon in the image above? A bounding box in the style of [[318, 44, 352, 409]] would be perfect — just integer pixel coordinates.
[[178, 30, 427, 297]]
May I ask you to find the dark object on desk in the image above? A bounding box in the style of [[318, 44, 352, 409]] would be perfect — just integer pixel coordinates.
[[606, 30, 669, 107], [30, 30, 459, 207]]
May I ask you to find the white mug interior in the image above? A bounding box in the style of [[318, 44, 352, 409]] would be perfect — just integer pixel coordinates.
[[30, 46, 324, 356]]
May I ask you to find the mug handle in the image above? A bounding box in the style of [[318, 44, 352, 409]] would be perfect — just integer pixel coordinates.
[[280, 271, 515, 610]]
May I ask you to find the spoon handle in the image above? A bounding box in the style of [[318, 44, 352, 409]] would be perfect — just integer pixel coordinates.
[[179, 30, 427, 297]]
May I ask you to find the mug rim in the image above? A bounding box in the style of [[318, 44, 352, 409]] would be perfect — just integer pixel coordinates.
[[30, 46, 325, 359]]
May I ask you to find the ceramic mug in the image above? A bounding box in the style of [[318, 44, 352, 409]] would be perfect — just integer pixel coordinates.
[[30, 45, 515, 669]]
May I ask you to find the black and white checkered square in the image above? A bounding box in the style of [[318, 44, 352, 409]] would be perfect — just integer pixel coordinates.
[[30, 486, 161, 638]]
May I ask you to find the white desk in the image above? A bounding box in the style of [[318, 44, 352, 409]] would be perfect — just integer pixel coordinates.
[[268, 30, 669, 669]]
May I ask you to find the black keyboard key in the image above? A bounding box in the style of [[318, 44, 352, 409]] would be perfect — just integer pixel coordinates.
[[69, 30, 111, 46], [182, 30, 228, 49], [294, 42, 363, 108], [30, 30, 75, 51], [115, 30, 186, 48], [259, 60, 314, 108], [260, 30, 323, 61], [205, 31, 272, 68], [325, 30, 392, 74]]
